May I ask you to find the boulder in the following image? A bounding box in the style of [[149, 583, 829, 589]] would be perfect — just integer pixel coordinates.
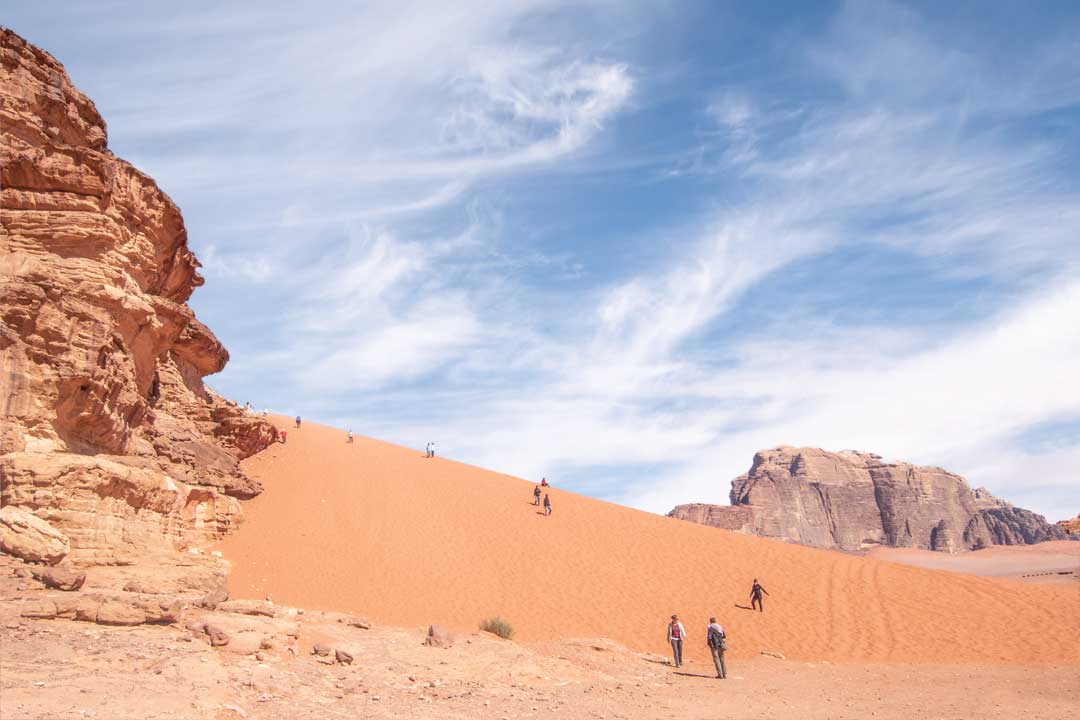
[[424, 625, 454, 648], [96, 600, 147, 626], [0, 506, 70, 565], [204, 623, 231, 647], [30, 566, 86, 591], [216, 599, 275, 617]]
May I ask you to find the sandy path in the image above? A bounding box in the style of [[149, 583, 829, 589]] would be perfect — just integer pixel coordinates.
[[868, 542, 1080, 583], [218, 418, 1080, 664]]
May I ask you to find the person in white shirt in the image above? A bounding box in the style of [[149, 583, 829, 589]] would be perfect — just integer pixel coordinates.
[[707, 617, 727, 679], [667, 614, 687, 668]]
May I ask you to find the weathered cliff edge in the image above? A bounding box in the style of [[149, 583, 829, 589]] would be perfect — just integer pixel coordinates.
[[0, 28, 276, 573], [669, 446, 1066, 552]]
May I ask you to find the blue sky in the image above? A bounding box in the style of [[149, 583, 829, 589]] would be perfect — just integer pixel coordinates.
[[8, 1, 1080, 520]]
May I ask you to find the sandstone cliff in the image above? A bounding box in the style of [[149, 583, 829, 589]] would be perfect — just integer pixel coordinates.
[[1059, 515, 1080, 536], [0, 29, 276, 568], [669, 447, 1066, 552]]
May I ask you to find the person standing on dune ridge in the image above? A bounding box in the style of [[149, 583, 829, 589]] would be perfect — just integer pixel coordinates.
[[750, 578, 769, 612], [346, 429, 353, 443], [667, 614, 686, 668], [295, 415, 301, 429]]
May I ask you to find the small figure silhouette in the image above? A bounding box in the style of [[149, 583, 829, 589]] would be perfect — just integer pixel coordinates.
[[750, 578, 769, 612]]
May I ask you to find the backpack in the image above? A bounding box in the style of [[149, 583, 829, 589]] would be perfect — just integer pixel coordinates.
[[708, 626, 727, 650]]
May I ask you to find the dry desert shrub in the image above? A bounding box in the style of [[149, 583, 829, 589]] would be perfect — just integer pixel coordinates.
[[480, 616, 514, 639]]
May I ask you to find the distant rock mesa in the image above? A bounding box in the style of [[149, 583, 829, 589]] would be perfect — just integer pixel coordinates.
[[669, 447, 1066, 552], [0, 29, 276, 567]]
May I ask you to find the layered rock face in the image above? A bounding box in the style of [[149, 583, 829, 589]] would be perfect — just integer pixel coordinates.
[[0, 29, 276, 567], [1058, 515, 1080, 536], [669, 447, 1066, 552]]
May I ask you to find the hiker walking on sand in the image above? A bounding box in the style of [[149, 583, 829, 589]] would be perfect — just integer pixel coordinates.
[[533, 485, 542, 506], [346, 429, 353, 443], [295, 415, 301, 429], [750, 578, 769, 612], [667, 615, 686, 668], [707, 617, 728, 679], [279, 430, 287, 444], [425, 441, 436, 458], [543, 493, 552, 516]]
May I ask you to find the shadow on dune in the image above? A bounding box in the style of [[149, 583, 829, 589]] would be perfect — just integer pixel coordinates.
[[673, 671, 717, 679], [734, 604, 755, 611]]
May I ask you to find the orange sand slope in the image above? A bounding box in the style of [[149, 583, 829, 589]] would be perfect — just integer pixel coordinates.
[[218, 419, 1080, 664]]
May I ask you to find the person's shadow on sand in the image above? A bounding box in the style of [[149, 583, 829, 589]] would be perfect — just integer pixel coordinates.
[[673, 671, 715, 679], [734, 604, 754, 611]]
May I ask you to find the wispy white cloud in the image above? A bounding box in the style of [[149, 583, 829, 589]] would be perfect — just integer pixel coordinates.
[[12, 0, 1078, 521]]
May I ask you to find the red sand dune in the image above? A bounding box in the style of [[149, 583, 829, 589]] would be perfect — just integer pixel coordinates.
[[218, 418, 1080, 665]]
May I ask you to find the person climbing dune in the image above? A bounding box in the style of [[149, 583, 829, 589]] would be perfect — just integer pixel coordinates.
[[543, 493, 552, 516], [750, 578, 769, 612], [533, 485, 542, 506]]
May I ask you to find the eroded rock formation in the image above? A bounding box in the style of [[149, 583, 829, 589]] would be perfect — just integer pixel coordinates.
[[1058, 515, 1080, 536], [669, 447, 1066, 552], [0, 29, 275, 568]]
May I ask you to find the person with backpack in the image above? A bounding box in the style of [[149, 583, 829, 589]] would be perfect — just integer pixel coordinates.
[[543, 493, 552, 516], [667, 614, 686, 668], [750, 578, 769, 612], [706, 617, 728, 679], [533, 485, 542, 506]]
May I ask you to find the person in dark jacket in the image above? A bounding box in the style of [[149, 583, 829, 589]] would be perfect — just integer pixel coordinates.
[[543, 493, 552, 516], [533, 485, 542, 506], [706, 617, 727, 678], [750, 578, 769, 612]]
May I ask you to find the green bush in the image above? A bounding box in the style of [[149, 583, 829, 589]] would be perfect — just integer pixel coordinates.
[[480, 616, 514, 639]]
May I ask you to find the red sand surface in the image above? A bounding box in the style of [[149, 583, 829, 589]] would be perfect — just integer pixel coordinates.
[[218, 418, 1080, 665]]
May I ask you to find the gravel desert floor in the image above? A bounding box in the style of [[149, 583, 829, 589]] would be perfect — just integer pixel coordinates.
[[3, 614, 1078, 720]]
